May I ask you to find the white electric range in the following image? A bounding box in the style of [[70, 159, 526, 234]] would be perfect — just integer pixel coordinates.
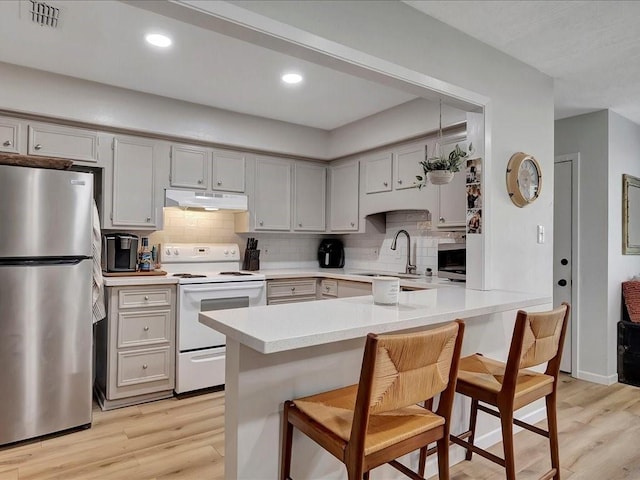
[[162, 243, 266, 393]]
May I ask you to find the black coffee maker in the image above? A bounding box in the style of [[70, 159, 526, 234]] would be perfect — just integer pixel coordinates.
[[102, 233, 139, 272], [318, 239, 345, 268]]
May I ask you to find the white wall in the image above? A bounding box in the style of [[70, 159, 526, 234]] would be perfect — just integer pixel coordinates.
[[0, 61, 330, 159], [329, 98, 466, 158], [607, 111, 640, 375], [233, 0, 555, 295], [555, 111, 609, 380]]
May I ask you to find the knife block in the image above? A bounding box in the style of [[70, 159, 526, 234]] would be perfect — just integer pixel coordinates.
[[243, 249, 260, 271]]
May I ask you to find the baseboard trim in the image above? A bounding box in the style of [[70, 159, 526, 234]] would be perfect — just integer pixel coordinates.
[[576, 370, 618, 385]]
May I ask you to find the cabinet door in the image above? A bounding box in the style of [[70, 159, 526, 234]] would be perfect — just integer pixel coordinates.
[[112, 137, 156, 228], [254, 156, 291, 230], [395, 142, 425, 190], [294, 163, 326, 232], [212, 149, 245, 193], [329, 161, 359, 232], [28, 123, 98, 162], [437, 140, 468, 227], [0, 117, 21, 153], [364, 151, 392, 194], [170, 144, 208, 189]]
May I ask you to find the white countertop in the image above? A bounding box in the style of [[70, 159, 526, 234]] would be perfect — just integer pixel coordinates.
[[258, 267, 458, 289], [199, 288, 551, 354], [102, 275, 178, 287]]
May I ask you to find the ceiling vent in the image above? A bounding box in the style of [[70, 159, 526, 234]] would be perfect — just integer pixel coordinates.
[[29, 0, 60, 28]]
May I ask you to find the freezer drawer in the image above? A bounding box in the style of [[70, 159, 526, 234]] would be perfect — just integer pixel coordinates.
[[0, 259, 93, 445]]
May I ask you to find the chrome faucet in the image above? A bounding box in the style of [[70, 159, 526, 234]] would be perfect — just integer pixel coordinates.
[[390, 229, 416, 274]]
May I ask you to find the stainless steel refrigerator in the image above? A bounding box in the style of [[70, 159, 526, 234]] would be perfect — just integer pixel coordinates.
[[0, 164, 93, 445]]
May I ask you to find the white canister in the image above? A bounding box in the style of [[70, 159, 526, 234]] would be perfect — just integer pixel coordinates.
[[372, 276, 400, 305]]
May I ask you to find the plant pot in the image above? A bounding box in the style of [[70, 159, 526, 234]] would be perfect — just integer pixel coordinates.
[[427, 170, 454, 185]]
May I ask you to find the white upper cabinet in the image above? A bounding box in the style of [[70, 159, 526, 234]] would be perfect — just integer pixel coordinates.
[[254, 156, 291, 231], [363, 151, 393, 194], [0, 117, 22, 154], [170, 144, 208, 189], [329, 160, 359, 232], [293, 163, 326, 232], [394, 142, 425, 190], [437, 139, 468, 228], [28, 123, 98, 163], [212, 149, 245, 193], [111, 136, 156, 228]]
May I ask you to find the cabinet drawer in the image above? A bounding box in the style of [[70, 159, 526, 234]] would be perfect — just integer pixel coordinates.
[[28, 123, 98, 162], [0, 118, 21, 153], [117, 347, 171, 387], [320, 279, 338, 297], [117, 309, 171, 348], [268, 296, 317, 305], [267, 279, 316, 298], [118, 288, 172, 309]]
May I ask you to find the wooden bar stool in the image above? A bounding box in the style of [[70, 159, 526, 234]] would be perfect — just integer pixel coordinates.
[[280, 320, 465, 480], [449, 303, 570, 480]]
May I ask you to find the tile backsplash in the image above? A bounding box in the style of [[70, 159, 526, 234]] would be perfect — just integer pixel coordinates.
[[147, 208, 463, 272], [341, 210, 463, 274]]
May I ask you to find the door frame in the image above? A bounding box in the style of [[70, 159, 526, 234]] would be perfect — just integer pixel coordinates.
[[554, 153, 581, 376]]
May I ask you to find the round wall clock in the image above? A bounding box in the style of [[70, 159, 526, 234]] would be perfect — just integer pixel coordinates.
[[506, 152, 542, 207]]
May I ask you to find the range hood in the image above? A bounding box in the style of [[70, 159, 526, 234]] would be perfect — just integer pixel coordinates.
[[165, 189, 248, 211]]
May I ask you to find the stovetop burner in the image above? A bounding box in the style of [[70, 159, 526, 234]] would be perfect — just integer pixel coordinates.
[[219, 271, 254, 276], [172, 273, 207, 278]]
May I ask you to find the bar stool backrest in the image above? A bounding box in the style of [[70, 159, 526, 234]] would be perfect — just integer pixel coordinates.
[[519, 306, 568, 369]]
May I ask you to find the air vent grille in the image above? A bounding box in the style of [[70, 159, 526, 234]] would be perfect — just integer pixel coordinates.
[[29, 0, 60, 28]]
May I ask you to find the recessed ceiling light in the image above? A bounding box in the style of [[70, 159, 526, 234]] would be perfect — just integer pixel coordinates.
[[281, 73, 303, 84], [145, 33, 172, 48]]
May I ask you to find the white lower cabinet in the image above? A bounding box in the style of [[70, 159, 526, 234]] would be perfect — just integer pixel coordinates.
[[266, 278, 317, 304], [337, 280, 372, 298], [95, 285, 176, 410]]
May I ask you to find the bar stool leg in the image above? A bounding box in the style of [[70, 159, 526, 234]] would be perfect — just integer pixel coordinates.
[[437, 435, 450, 480], [280, 401, 294, 480], [465, 398, 479, 461], [418, 446, 427, 477], [499, 406, 517, 480], [546, 392, 561, 480], [363, 472, 370, 480]]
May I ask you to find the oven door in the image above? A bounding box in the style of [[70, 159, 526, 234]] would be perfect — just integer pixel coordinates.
[[178, 280, 266, 352]]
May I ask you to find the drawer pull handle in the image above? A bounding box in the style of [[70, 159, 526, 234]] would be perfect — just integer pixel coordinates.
[[144, 296, 149, 300], [350, 222, 355, 227], [197, 179, 203, 184], [383, 181, 388, 187], [146, 217, 151, 222], [398, 179, 403, 184], [34, 144, 42, 150], [143, 326, 149, 331], [142, 364, 148, 370], [217, 180, 222, 186], [291, 287, 295, 292], [3, 140, 11, 147]]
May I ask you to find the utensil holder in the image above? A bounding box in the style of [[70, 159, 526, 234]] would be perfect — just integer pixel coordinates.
[[243, 249, 260, 271]]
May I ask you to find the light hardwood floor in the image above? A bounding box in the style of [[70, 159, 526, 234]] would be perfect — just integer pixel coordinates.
[[1, 375, 639, 479]]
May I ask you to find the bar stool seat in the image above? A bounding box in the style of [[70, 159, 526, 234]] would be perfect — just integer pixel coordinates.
[[293, 385, 445, 456], [457, 354, 554, 409]]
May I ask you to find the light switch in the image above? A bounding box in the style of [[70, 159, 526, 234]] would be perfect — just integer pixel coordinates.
[[537, 225, 545, 244]]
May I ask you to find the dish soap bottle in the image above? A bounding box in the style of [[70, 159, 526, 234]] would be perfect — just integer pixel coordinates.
[[139, 237, 153, 272]]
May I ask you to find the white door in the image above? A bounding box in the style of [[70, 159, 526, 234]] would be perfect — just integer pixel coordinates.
[[112, 136, 156, 227], [293, 163, 326, 231], [254, 156, 291, 230], [329, 160, 359, 231], [212, 149, 246, 193], [170, 144, 209, 189], [554, 157, 574, 373]]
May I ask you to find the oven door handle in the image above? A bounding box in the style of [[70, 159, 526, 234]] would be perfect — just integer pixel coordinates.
[[181, 283, 264, 294]]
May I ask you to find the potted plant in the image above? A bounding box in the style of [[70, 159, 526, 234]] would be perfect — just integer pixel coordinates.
[[416, 143, 472, 186]]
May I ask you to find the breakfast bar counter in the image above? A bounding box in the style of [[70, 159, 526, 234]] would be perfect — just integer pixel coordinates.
[[199, 288, 551, 479]]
